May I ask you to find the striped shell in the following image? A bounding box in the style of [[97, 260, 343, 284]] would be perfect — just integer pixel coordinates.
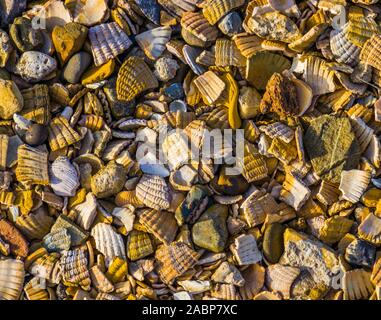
[[106, 257, 127, 283], [240, 143, 268, 183], [0, 135, 8, 170], [42, 228, 71, 253], [259, 122, 294, 143], [115, 190, 144, 208], [50, 156, 79, 197], [136, 26, 172, 60], [73, 192, 98, 230], [215, 38, 246, 67], [349, 117, 373, 153], [48, 116, 82, 152], [211, 283, 241, 300], [358, 213, 381, 245], [303, 56, 336, 96], [89, 22, 132, 67], [279, 174, 311, 211], [193, 71, 226, 105], [60, 249, 91, 290], [265, 264, 300, 299], [202, 0, 245, 25], [233, 33, 263, 58], [339, 169, 371, 203], [90, 265, 114, 293], [136, 175, 171, 210], [343, 269, 374, 300], [116, 57, 158, 102], [24, 277, 50, 300], [21, 84, 50, 125], [330, 25, 360, 67], [360, 34, 381, 72], [0, 259, 25, 300], [181, 12, 218, 47], [127, 230, 154, 261]]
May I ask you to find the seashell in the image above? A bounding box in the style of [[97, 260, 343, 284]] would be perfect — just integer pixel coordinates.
[[136, 26, 172, 60], [279, 174, 311, 211], [215, 39, 246, 67], [318, 216, 353, 244], [343, 269, 374, 300], [155, 242, 200, 284], [50, 156, 79, 197], [37, 0, 72, 32], [202, 0, 245, 25], [211, 261, 245, 286], [233, 33, 263, 58], [259, 122, 294, 143], [115, 190, 144, 208], [78, 115, 104, 131], [162, 130, 190, 171], [330, 25, 361, 67], [134, 0, 160, 24], [16, 144, 49, 186], [246, 52, 291, 90], [253, 291, 281, 300], [230, 234, 262, 266], [158, 0, 197, 19], [0, 220, 28, 258], [181, 12, 218, 47], [139, 209, 178, 245], [116, 56, 159, 102], [361, 34, 381, 72], [178, 280, 211, 294], [42, 228, 71, 253], [136, 175, 171, 211], [67, 0, 110, 27], [183, 45, 206, 75], [91, 223, 127, 267], [111, 206, 135, 233], [211, 283, 241, 300], [316, 180, 341, 206], [89, 22, 132, 67], [266, 264, 300, 299], [358, 213, 381, 245], [289, 24, 327, 53], [16, 209, 54, 241], [291, 78, 313, 116], [24, 277, 50, 300], [365, 135, 381, 169], [60, 249, 91, 290], [339, 170, 371, 203], [349, 117, 373, 153], [193, 71, 226, 105], [0, 259, 25, 300], [127, 230, 154, 261], [106, 256, 127, 284], [48, 116, 82, 151], [73, 192, 98, 231], [239, 264, 265, 299], [21, 84, 50, 125], [90, 265, 114, 293], [51, 214, 88, 246], [240, 143, 268, 183]]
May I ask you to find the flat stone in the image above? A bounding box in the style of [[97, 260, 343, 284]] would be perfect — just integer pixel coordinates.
[[63, 52, 92, 84], [0, 79, 23, 119], [91, 161, 127, 198], [15, 51, 57, 82], [81, 59, 115, 85]]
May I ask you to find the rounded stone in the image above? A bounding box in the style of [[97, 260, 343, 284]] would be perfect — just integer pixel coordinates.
[[0, 79, 23, 119], [165, 83, 184, 100], [218, 12, 243, 36], [24, 124, 48, 146], [210, 167, 249, 196], [63, 52, 92, 84], [361, 188, 381, 208], [263, 223, 285, 264], [15, 51, 57, 82], [154, 57, 179, 82]]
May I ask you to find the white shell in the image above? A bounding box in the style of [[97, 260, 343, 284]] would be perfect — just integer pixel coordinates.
[[265, 264, 300, 299], [365, 135, 381, 168], [358, 213, 381, 245], [349, 117, 374, 153], [177, 280, 211, 294], [339, 169, 371, 203], [135, 26, 172, 60], [259, 122, 294, 143], [74, 192, 98, 230], [71, 0, 110, 27], [279, 174, 311, 211], [50, 156, 80, 197], [111, 206, 135, 232], [230, 234, 262, 266], [162, 131, 190, 171], [183, 45, 206, 75]]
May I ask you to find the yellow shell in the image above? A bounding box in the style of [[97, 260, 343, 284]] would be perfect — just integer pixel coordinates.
[[48, 116, 82, 152], [346, 18, 380, 47], [0, 134, 8, 170], [243, 120, 260, 143], [360, 35, 381, 72], [268, 137, 298, 164], [115, 190, 144, 208], [318, 216, 353, 244], [0, 190, 15, 207], [233, 33, 263, 58], [241, 142, 268, 183], [181, 12, 218, 47], [279, 174, 311, 211], [21, 84, 51, 125], [116, 57, 159, 102], [202, 0, 245, 25], [81, 59, 115, 85], [24, 278, 50, 300], [78, 115, 104, 131], [305, 9, 328, 30], [0, 259, 25, 300], [289, 24, 328, 53], [215, 39, 246, 67], [16, 209, 55, 240], [358, 213, 381, 245], [303, 56, 336, 96], [106, 256, 127, 284], [127, 230, 155, 261], [16, 144, 49, 186], [204, 106, 230, 129]]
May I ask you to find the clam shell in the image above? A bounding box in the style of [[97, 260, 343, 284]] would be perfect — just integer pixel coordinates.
[[343, 269, 374, 300], [318, 216, 354, 244], [266, 264, 300, 299], [116, 57, 158, 102], [90, 265, 114, 293], [183, 45, 206, 75], [233, 33, 263, 58], [139, 209, 178, 245], [279, 174, 311, 211], [211, 283, 241, 300], [230, 234, 262, 266], [127, 230, 154, 261], [202, 0, 245, 25], [239, 264, 265, 299], [60, 249, 91, 290], [16, 209, 54, 240], [349, 117, 373, 153], [136, 26, 172, 60], [259, 122, 294, 143], [330, 25, 360, 67], [155, 242, 200, 284], [136, 175, 171, 211], [211, 261, 245, 286], [316, 180, 341, 206], [73, 192, 97, 230], [358, 213, 381, 245], [48, 116, 82, 151], [91, 223, 127, 267], [194, 71, 226, 105], [0, 259, 25, 300], [215, 38, 246, 67], [162, 130, 190, 171], [181, 12, 218, 47], [50, 157, 79, 197], [67, 0, 110, 27], [339, 169, 371, 203], [89, 22, 132, 67]]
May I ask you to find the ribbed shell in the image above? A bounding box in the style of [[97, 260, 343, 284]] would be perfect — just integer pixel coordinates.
[[279, 174, 311, 211], [127, 230, 154, 261], [202, 0, 245, 25], [136, 26, 172, 60], [16, 145, 49, 186], [233, 33, 263, 58], [21, 84, 50, 124], [89, 22, 132, 66], [60, 249, 91, 290], [106, 257, 127, 283], [259, 122, 294, 143], [303, 56, 336, 96], [0, 259, 25, 300], [50, 156, 79, 197], [361, 34, 381, 72], [136, 175, 171, 210], [74, 192, 97, 231], [330, 26, 360, 67], [240, 264, 265, 299], [346, 18, 380, 47], [241, 143, 268, 183], [266, 264, 300, 299], [42, 228, 71, 253], [91, 223, 126, 267], [162, 131, 190, 171], [116, 57, 158, 102], [115, 190, 144, 208], [339, 169, 371, 203], [230, 234, 262, 266], [24, 277, 50, 300], [158, 0, 197, 19], [215, 39, 246, 67], [211, 283, 241, 300], [78, 115, 104, 131], [193, 71, 226, 105], [48, 116, 82, 151], [155, 242, 200, 284], [358, 213, 381, 245], [349, 117, 373, 153], [139, 209, 179, 245], [371, 258, 381, 286], [16, 210, 54, 240], [0, 135, 8, 171], [316, 180, 340, 206], [343, 269, 374, 300], [181, 12, 218, 47], [90, 265, 114, 293], [29, 252, 61, 284]]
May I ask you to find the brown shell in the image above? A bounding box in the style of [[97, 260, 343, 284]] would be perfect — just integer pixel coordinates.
[[343, 269, 374, 300], [60, 249, 91, 290], [202, 0, 245, 25], [240, 264, 265, 299], [48, 116, 82, 152], [21, 84, 51, 125], [181, 12, 218, 47], [136, 175, 171, 211], [211, 283, 241, 300], [215, 38, 246, 67]]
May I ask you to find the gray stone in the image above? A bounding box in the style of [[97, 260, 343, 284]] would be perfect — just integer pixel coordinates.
[[218, 12, 243, 36], [15, 51, 57, 82], [63, 51, 92, 84]]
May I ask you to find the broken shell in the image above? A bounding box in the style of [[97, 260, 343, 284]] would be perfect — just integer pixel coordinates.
[[136, 26, 172, 60], [50, 157, 79, 197], [193, 71, 226, 105], [230, 234, 262, 266], [136, 175, 171, 211], [60, 249, 91, 290], [42, 228, 71, 253], [240, 264, 265, 299], [339, 170, 371, 204], [202, 0, 245, 25], [211, 261, 244, 286], [0, 259, 25, 300], [266, 264, 300, 299], [181, 12, 218, 47], [127, 230, 154, 261], [343, 269, 374, 300], [68, 0, 110, 27], [73, 192, 98, 231]]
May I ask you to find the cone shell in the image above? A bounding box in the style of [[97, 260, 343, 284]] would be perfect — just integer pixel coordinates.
[[42, 228, 71, 253], [181, 12, 218, 47], [91, 223, 127, 266], [50, 156, 80, 197], [139, 209, 178, 245], [116, 57, 158, 102], [239, 264, 265, 299], [0, 259, 25, 300], [241, 143, 268, 183], [339, 169, 371, 203], [74, 192, 97, 230], [16, 209, 54, 240], [343, 269, 374, 300], [211, 283, 241, 300], [48, 116, 82, 152], [279, 174, 311, 211], [215, 39, 246, 67], [358, 213, 381, 245], [202, 0, 245, 25], [127, 230, 154, 261], [193, 71, 226, 105], [266, 264, 300, 299], [136, 26, 172, 60], [136, 175, 171, 210], [89, 22, 132, 67], [230, 234, 262, 266], [16, 144, 49, 186], [155, 242, 200, 284], [60, 249, 91, 290]]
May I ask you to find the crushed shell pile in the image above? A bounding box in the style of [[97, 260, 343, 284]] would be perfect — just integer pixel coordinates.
[[2, 0, 381, 301]]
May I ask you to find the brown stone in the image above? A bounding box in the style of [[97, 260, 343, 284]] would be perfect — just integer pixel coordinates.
[[0, 219, 28, 258]]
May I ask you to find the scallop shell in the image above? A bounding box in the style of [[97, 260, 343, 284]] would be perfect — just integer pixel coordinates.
[[90, 265, 114, 293], [29, 251, 61, 284], [233, 33, 263, 58], [230, 234, 262, 266], [42, 228, 71, 253], [0, 259, 25, 300], [266, 264, 300, 299], [330, 25, 361, 67], [181, 12, 218, 47], [215, 39, 246, 67], [319, 216, 354, 244], [361, 34, 381, 72], [211, 261, 245, 286], [259, 122, 294, 143], [240, 143, 268, 183], [48, 116, 82, 151], [239, 264, 265, 299], [16, 144, 49, 186], [202, 0, 245, 25], [24, 277, 50, 300], [155, 242, 200, 284], [91, 223, 127, 267], [127, 230, 154, 261], [50, 156, 80, 197], [60, 249, 91, 290], [16, 209, 54, 240], [136, 175, 171, 211], [349, 117, 373, 153], [139, 209, 178, 245], [358, 213, 381, 245], [193, 71, 226, 105], [211, 283, 241, 300], [136, 26, 172, 60], [279, 174, 311, 211], [105, 256, 127, 284], [183, 45, 206, 75], [67, 0, 110, 27], [73, 192, 97, 231], [158, 0, 197, 19], [343, 269, 374, 300], [162, 130, 190, 171], [116, 56, 158, 102], [339, 169, 371, 203]]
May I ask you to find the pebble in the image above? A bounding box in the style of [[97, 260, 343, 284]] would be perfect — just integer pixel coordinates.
[[0, 79, 23, 119], [218, 12, 243, 36], [63, 52, 93, 84], [15, 51, 57, 82], [154, 57, 179, 82]]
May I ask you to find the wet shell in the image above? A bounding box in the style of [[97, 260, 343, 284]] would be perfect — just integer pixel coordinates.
[[73, 192, 97, 230], [16, 209, 54, 241], [155, 242, 200, 284], [339, 170, 371, 203], [127, 230, 154, 261], [136, 175, 171, 211], [16, 144, 49, 186], [211, 283, 241, 300], [343, 269, 374, 300], [90, 265, 114, 293], [266, 264, 300, 299], [0, 259, 25, 300], [279, 174, 311, 211], [48, 116, 82, 152], [91, 223, 127, 266], [240, 143, 268, 183], [239, 264, 265, 299], [89, 22, 132, 67], [139, 209, 178, 245], [193, 71, 226, 105], [215, 38, 246, 67], [116, 57, 159, 102], [358, 213, 381, 245], [42, 228, 71, 253], [181, 12, 218, 47], [230, 234, 262, 266], [136, 26, 172, 60], [60, 249, 91, 290], [50, 156, 79, 197], [202, 0, 245, 25]]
